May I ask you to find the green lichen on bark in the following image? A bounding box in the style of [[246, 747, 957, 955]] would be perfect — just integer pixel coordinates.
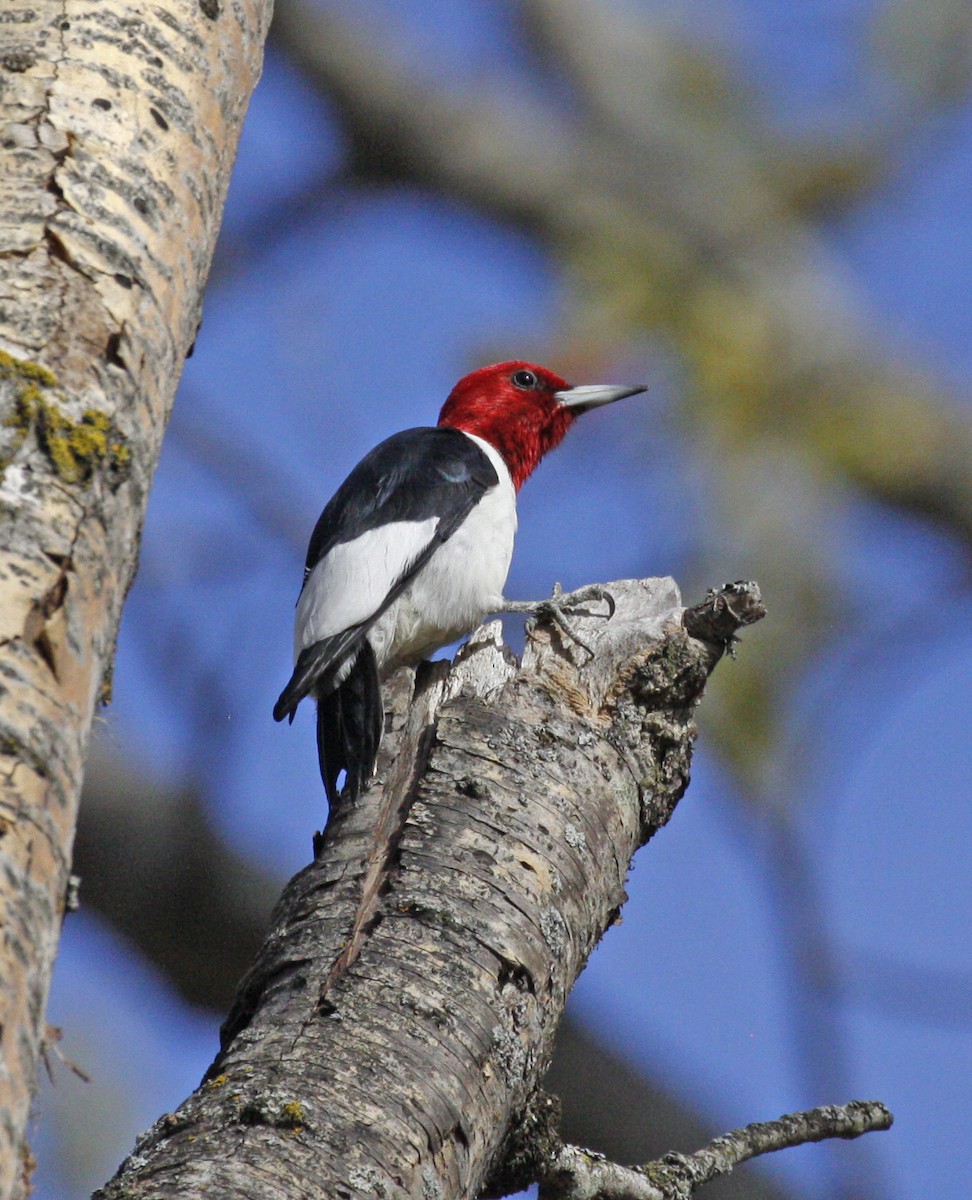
[[35, 404, 130, 485], [276, 1101, 305, 1132], [0, 349, 130, 485], [0, 350, 59, 472]]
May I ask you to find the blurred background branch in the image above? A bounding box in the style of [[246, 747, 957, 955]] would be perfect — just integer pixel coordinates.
[[269, 0, 972, 789]]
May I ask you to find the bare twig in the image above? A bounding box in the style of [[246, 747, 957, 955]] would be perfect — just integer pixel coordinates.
[[540, 1100, 893, 1200]]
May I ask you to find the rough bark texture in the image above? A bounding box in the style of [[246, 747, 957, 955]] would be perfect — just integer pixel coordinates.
[[98, 578, 762, 1200], [0, 4, 271, 1195], [73, 750, 790, 1200]]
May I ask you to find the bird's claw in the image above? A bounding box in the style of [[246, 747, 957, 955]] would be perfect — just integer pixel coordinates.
[[529, 582, 616, 658], [552, 581, 616, 620]]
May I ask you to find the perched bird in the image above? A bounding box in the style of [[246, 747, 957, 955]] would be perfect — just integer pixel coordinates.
[[274, 361, 646, 809]]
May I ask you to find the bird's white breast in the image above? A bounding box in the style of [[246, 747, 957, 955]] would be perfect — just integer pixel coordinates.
[[294, 434, 517, 673], [375, 434, 517, 669]]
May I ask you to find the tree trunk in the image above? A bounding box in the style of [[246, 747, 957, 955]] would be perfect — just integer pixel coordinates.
[[0, 3, 271, 1195], [96, 579, 764, 1200]]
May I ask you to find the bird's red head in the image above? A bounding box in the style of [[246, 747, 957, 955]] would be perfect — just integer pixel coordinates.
[[438, 362, 576, 491], [438, 361, 646, 491]]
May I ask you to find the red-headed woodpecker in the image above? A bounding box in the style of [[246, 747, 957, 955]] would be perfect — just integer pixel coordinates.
[[274, 361, 646, 808]]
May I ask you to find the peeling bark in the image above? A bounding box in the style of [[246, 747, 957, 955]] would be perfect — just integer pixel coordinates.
[[98, 579, 764, 1200], [0, 3, 272, 1195]]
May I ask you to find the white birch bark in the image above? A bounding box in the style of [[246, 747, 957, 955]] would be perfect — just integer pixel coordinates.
[[0, 3, 272, 1194]]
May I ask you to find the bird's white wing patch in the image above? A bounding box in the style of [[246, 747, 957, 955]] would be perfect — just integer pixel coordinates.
[[294, 518, 439, 659]]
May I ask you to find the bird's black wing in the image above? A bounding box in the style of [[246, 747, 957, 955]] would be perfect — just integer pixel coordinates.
[[274, 427, 499, 719], [275, 426, 499, 811], [302, 425, 499, 582]]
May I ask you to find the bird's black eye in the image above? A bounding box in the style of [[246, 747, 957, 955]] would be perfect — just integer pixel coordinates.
[[512, 369, 537, 390]]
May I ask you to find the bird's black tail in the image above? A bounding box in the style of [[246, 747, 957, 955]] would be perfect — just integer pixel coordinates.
[[273, 625, 364, 725], [315, 640, 382, 811]]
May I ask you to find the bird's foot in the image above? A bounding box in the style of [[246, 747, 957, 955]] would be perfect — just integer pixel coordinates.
[[503, 582, 615, 658]]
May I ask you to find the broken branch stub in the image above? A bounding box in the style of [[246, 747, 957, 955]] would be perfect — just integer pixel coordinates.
[[98, 577, 763, 1200]]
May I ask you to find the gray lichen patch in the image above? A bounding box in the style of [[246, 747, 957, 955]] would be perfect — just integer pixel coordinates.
[[538, 907, 568, 957], [347, 1165, 390, 1197], [562, 821, 586, 851]]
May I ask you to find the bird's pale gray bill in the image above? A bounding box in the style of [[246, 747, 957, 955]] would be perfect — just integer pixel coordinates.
[[554, 383, 648, 409]]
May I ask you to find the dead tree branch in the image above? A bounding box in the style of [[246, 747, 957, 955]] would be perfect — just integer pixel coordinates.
[[94, 581, 804, 1200], [74, 747, 788, 1200]]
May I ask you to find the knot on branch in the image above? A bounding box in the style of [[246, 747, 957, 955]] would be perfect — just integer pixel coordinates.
[[682, 580, 765, 657], [481, 1089, 563, 1200]]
